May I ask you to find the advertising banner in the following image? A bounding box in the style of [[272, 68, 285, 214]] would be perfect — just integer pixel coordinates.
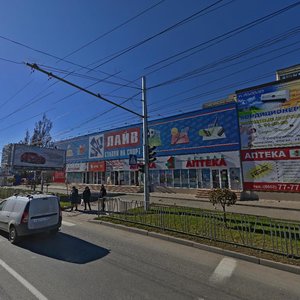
[[12, 144, 66, 170], [56, 136, 89, 163], [151, 151, 241, 170], [53, 171, 65, 183], [89, 134, 104, 159], [241, 147, 300, 192], [66, 163, 87, 172], [103, 126, 142, 160], [88, 161, 106, 172], [148, 103, 239, 156], [237, 79, 300, 150]]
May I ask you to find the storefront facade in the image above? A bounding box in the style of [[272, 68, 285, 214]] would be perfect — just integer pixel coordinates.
[[56, 103, 242, 191]]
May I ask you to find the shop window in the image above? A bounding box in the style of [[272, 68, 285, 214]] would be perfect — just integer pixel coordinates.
[[230, 168, 241, 190], [124, 171, 130, 185], [220, 169, 229, 189], [174, 170, 181, 187], [197, 169, 202, 188], [150, 170, 159, 186], [181, 170, 189, 188], [165, 170, 173, 187], [106, 172, 115, 185], [114, 171, 119, 185], [119, 171, 124, 185], [212, 170, 220, 188], [130, 171, 136, 185], [189, 169, 197, 188], [68, 172, 83, 184], [101, 172, 106, 184], [159, 170, 166, 186], [93, 172, 97, 184], [201, 169, 211, 189]]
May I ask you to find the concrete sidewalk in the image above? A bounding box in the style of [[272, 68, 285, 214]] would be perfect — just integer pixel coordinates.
[[47, 183, 300, 211], [149, 192, 300, 212]]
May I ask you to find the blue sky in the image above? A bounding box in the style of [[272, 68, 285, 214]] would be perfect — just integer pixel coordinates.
[[0, 0, 300, 159]]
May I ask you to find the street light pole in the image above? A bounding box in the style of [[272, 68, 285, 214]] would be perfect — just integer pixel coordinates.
[[142, 76, 150, 210]]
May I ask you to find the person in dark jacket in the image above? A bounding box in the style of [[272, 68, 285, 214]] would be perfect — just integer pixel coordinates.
[[70, 186, 79, 211], [99, 184, 107, 212], [83, 186, 92, 211]]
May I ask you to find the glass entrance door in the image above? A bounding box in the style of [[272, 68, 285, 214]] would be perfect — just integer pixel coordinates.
[[212, 170, 220, 188], [220, 169, 229, 188]]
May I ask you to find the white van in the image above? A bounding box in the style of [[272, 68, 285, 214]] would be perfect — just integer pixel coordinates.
[[0, 194, 62, 244]]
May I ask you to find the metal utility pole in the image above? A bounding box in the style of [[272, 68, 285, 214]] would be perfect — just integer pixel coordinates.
[[142, 76, 150, 210], [26, 63, 150, 210]]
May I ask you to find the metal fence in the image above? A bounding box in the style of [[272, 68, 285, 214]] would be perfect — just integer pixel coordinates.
[[104, 198, 300, 258]]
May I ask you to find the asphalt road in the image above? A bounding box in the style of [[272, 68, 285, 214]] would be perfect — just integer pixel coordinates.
[[0, 215, 299, 300]]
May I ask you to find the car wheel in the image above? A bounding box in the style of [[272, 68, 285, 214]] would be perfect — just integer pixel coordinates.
[[9, 226, 19, 244]]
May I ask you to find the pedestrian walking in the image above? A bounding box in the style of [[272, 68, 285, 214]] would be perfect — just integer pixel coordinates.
[[100, 184, 107, 212], [70, 186, 79, 211], [83, 186, 92, 211]]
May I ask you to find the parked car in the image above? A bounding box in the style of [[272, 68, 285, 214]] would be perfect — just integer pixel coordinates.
[[20, 152, 46, 164], [0, 194, 62, 244]]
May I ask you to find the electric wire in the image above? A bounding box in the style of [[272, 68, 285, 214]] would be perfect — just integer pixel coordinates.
[[145, 1, 300, 74], [0, 79, 34, 107], [58, 0, 166, 62], [148, 26, 300, 88], [87, 0, 233, 71], [0, 34, 138, 89], [37, 64, 140, 90], [149, 44, 300, 114]]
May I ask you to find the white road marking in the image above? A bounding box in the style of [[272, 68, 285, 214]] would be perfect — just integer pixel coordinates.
[[0, 258, 48, 300], [209, 257, 237, 284], [62, 220, 75, 227]]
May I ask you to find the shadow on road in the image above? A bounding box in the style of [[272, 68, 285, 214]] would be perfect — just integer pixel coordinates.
[[13, 232, 110, 264]]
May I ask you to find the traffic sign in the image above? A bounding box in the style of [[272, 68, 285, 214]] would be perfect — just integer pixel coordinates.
[[129, 154, 137, 165]]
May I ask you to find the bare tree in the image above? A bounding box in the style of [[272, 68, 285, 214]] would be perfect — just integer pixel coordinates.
[[30, 114, 53, 147], [19, 129, 30, 144]]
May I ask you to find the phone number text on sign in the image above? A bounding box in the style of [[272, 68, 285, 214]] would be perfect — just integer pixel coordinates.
[[244, 182, 300, 192]]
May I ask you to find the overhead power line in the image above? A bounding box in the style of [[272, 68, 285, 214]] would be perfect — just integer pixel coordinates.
[[145, 1, 300, 73], [87, 0, 233, 71], [58, 0, 166, 62], [0, 34, 138, 88], [26, 63, 143, 118], [149, 26, 300, 89]]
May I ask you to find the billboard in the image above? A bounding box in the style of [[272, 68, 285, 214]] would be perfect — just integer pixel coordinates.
[[12, 144, 66, 170], [56, 126, 142, 162], [237, 79, 300, 150], [56, 136, 89, 163], [148, 103, 239, 156], [241, 147, 300, 192]]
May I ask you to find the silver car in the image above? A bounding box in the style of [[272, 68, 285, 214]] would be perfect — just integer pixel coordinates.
[[0, 194, 62, 244]]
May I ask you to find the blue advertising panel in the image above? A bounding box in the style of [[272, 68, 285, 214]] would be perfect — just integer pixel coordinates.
[[56, 125, 143, 163], [148, 103, 239, 156], [57, 104, 239, 163], [56, 136, 89, 163]]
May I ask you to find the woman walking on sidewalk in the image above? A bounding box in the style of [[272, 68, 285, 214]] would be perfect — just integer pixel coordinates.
[[70, 186, 79, 211], [100, 184, 107, 212], [83, 186, 92, 211]]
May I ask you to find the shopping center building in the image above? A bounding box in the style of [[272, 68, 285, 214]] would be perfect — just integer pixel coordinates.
[[55, 102, 243, 192], [55, 65, 300, 195]]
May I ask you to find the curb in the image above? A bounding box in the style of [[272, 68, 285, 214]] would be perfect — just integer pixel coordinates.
[[89, 219, 300, 275]]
